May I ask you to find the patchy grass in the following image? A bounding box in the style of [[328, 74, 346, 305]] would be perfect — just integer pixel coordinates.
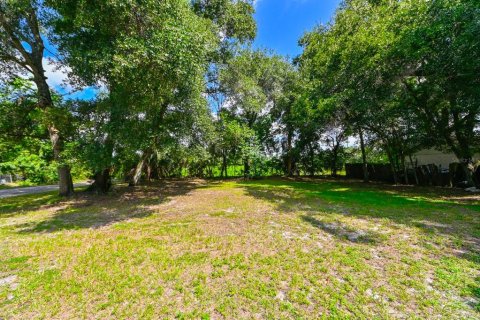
[[0, 181, 48, 189], [0, 183, 25, 190], [0, 180, 88, 190], [0, 178, 479, 319]]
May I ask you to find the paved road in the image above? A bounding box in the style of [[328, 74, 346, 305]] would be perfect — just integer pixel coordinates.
[[0, 182, 91, 199]]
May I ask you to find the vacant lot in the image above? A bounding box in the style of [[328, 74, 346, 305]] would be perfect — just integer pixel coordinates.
[[0, 179, 479, 319]]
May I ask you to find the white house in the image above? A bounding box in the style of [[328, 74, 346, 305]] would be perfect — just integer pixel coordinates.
[[413, 149, 480, 170]]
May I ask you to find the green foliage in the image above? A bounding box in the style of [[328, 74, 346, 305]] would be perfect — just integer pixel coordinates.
[[2, 0, 479, 185], [192, 0, 256, 44], [45, 0, 257, 185], [0, 79, 51, 183], [298, 0, 480, 181], [0, 78, 88, 184]]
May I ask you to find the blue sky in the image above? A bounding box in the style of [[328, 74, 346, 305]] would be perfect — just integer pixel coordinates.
[[253, 0, 341, 57]]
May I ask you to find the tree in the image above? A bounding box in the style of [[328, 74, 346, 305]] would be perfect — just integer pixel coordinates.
[[0, 0, 74, 195], [48, 0, 256, 191], [299, 0, 480, 185], [270, 63, 304, 177], [219, 49, 292, 177], [393, 0, 480, 184], [0, 78, 52, 183]]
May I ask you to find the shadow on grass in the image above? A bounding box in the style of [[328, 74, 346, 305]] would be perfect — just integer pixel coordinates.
[[301, 215, 385, 244], [0, 192, 62, 218], [469, 277, 480, 312], [239, 178, 480, 254], [12, 180, 202, 233]]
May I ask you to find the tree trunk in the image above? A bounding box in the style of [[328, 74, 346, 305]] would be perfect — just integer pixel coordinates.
[[331, 146, 339, 177], [443, 111, 476, 187], [286, 131, 293, 177], [309, 144, 315, 177], [460, 160, 476, 187], [58, 165, 74, 195], [88, 168, 112, 194], [150, 162, 160, 180], [244, 159, 250, 179], [385, 147, 398, 184], [129, 151, 150, 186], [1, 3, 74, 195], [286, 155, 293, 177], [34, 59, 73, 196], [359, 129, 369, 183], [222, 153, 228, 178], [401, 155, 409, 185], [130, 160, 145, 186], [409, 155, 419, 185], [47, 121, 74, 196], [146, 163, 152, 182]]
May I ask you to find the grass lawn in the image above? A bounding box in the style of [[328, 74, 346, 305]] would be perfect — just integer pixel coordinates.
[[0, 180, 89, 190], [0, 178, 479, 319], [0, 183, 52, 191], [0, 183, 26, 190]]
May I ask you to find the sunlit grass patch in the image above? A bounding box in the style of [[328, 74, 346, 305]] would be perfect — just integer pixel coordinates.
[[0, 192, 60, 214]]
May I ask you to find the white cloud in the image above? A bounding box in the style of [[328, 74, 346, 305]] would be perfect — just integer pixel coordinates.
[[42, 58, 106, 100], [42, 57, 73, 92]]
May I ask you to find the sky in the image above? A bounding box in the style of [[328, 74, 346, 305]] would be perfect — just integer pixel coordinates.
[[253, 0, 341, 57], [44, 0, 341, 100]]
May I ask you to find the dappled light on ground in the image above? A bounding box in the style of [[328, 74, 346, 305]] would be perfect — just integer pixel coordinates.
[[0, 179, 479, 319]]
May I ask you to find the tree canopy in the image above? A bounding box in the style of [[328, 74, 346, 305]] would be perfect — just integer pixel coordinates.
[[1, 0, 479, 192]]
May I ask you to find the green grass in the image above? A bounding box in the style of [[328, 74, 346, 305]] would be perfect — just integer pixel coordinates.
[[0, 183, 30, 190], [0, 178, 479, 319], [0, 180, 88, 190]]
